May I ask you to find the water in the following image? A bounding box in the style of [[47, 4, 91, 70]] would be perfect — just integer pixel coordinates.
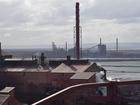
[[96, 61, 140, 81]]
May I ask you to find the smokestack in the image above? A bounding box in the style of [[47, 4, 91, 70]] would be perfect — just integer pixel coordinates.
[[116, 38, 118, 52], [100, 38, 102, 45], [40, 53, 45, 66], [0, 42, 1, 67], [65, 42, 68, 56], [0, 42, 1, 57], [75, 2, 80, 60]]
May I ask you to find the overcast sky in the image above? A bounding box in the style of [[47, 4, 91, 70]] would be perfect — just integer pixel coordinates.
[[0, 0, 140, 48]]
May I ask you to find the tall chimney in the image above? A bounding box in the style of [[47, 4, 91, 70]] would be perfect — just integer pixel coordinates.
[[65, 42, 68, 56], [76, 2, 80, 60], [40, 53, 45, 66], [0, 42, 1, 67], [100, 38, 102, 45], [116, 38, 118, 52], [0, 42, 1, 57]]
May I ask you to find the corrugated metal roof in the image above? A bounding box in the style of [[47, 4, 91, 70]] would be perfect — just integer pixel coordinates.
[[5, 68, 50, 72], [5, 58, 33, 61], [6, 68, 25, 72], [70, 72, 95, 80], [0, 87, 15, 94]]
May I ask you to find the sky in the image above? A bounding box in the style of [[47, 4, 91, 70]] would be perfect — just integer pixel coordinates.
[[0, 0, 140, 48]]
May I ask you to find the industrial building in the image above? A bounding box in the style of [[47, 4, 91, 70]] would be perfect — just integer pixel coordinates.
[[0, 2, 139, 105], [0, 57, 106, 104]]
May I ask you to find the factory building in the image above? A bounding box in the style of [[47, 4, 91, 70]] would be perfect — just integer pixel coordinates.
[[0, 59, 105, 103]]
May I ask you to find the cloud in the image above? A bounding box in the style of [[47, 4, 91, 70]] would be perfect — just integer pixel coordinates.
[[115, 17, 140, 24], [0, 0, 140, 48], [82, 0, 140, 19], [0, 0, 140, 27], [3, 33, 11, 37]]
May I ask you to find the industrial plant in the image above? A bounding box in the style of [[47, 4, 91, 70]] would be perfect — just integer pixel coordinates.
[[0, 2, 139, 105]]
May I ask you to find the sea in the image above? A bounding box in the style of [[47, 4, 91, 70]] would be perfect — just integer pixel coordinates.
[[95, 61, 140, 81]]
